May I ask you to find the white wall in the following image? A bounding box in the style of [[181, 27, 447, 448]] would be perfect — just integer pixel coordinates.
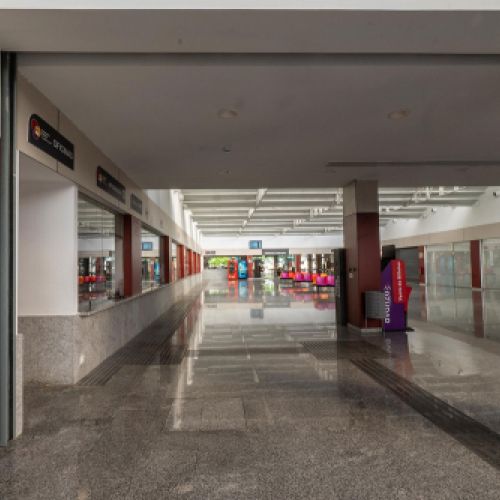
[[382, 187, 500, 244], [201, 234, 343, 253], [146, 189, 200, 245], [19, 155, 78, 315]]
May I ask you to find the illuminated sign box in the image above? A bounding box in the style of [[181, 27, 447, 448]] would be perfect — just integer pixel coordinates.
[[249, 240, 262, 249]]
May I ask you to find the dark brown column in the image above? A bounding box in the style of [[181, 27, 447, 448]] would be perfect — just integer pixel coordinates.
[[343, 180, 380, 331], [470, 240, 481, 289], [418, 246, 425, 285], [161, 236, 171, 284], [123, 214, 142, 297]]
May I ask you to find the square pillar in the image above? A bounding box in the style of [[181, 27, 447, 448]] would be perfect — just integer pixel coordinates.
[[161, 235, 171, 284], [295, 254, 301, 272], [178, 244, 185, 279], [470, 240, 481, 289], [123, 214, 142, 297], [418, 246, 425, 285], [343, 180, 380, 331]]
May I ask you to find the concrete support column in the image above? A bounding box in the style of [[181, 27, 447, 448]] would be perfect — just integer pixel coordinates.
[[470, 240, 481, 289], [178, 244, 185, 279], [123, 214, 142, 297], [418, 246, 425, 285], [247, 256, 254, 278], [160, 235, 170, 284], [295, 254, 301, 272], [343, 180, 380, 331], [315, 254, 322, 273], [0, 51, 16, 445], [186, 249, 191, 275]]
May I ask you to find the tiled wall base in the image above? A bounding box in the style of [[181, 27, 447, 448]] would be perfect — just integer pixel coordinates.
[[19, 274, 203, 385], [15, 334, 23, 438]]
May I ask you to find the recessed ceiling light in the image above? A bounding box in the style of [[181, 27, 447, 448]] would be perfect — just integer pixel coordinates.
[[218, 109, 238, 119], [388, 109, 411, 120]]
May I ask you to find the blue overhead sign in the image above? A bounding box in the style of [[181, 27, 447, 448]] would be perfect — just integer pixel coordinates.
[[249, 240, 262, 249]]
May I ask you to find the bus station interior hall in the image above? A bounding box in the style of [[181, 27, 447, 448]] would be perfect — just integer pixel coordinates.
[[5, 11, 500, 498]]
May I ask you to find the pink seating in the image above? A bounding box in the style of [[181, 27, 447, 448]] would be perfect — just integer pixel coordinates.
[[315, 275, 335, 287], [280, 272, 289, 279], [315, 276, 327, 286]]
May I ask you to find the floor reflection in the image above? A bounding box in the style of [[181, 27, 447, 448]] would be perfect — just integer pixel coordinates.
[[4, 271, 500, 498], [408, 284, 500, 340]]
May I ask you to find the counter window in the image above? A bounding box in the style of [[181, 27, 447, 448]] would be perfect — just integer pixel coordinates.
[[78, 195, 122, 312], [142, 227, 161, 291]]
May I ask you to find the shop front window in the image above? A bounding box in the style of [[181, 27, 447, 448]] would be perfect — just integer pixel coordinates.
[[426, 244, 454, 287], [426, 242, 471, 288], [78, 195, 121, 312], [141, 227, 161, 291], [482, 239, 500, 289]]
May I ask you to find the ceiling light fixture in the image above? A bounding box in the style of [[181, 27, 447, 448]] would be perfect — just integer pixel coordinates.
[[222, 145, 232, 153], [218, 109, 238, 119], [388, 108, 411, 120]]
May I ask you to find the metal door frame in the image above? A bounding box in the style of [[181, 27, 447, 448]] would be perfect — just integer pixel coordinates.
[[0, 51, 17, 446]]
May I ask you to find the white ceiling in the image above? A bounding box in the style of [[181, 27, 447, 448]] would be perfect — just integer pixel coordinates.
[[182, 187, 486, 236], [18, 53, 500, 189], [3, 10, 500, 53]]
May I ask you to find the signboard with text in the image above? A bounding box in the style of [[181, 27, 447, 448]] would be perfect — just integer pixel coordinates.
[[249, 240, 262, 249], [28, 114, 74, 169], [381, 259, 409, 331], [97, 166, 126, 203], [130, 193, 143, 215]]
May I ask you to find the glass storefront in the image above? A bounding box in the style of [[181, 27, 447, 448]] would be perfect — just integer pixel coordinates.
[[78, 195, 122, 312], [482, 239, 500, 289], [141, 227, 161, 291], [426, 242, 471, 288]]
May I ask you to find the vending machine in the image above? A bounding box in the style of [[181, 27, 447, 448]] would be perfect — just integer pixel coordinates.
[[238, 258, 248, 280], [227, 259, 238, 280]]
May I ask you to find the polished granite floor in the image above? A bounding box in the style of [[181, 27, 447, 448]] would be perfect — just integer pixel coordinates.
[[3, 270, 500, 499]]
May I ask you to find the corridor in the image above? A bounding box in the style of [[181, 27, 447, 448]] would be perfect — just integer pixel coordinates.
[[2, 271, 500, 498]]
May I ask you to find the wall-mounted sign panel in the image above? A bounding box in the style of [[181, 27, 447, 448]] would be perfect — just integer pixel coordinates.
[[130, 193, 143, 215], [142, 242, 153, 251], [28, 114, 74, 169], [96, 166, 125, 203], [263, 248, 288, 256], [249, 240, 262, 249]]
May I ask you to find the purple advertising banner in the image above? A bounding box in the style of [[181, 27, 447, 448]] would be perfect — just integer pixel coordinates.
[[381, 262, 406, 331]]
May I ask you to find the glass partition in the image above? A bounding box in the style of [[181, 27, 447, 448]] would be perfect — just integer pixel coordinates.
[[426, 244, 454, 287], [482, 239, 500, 289], [426, 242, 471, 288], [453, 242, 472, 288], [78, 195, 120, 312]]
